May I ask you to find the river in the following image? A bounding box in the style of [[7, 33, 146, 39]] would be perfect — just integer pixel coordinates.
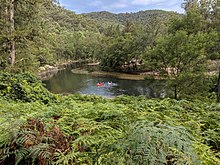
[[43, 68, 167, 98]]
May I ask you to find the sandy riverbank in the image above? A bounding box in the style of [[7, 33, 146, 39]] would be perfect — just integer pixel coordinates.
[[71, 68, 160, 80]]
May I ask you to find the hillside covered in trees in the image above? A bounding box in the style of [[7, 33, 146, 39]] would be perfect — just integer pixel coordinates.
[[0, 1, 181, 71], [1, 1, 218, 74], [83, 10, 180, 27]]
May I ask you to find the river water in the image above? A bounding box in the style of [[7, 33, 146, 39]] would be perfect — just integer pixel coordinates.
[[43, 69, 166, 98]]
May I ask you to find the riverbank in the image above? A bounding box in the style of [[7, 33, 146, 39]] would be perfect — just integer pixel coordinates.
[[37, 60, 88, 80], [38, 59, 220, 81], [37, 60, 160, 80], [71, 68, 160, 80]]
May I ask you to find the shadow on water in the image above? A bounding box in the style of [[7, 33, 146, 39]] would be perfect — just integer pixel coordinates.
[[43, 68, 167, 98]]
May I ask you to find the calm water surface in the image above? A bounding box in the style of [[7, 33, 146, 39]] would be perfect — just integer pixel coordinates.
[[43, 69, 166, 98]]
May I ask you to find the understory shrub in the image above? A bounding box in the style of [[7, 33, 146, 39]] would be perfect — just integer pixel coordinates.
[[0, 72, 56, 103]]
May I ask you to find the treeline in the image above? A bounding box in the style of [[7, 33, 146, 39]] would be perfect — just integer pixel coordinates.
[[0, 0, 180, 71], [0, 0, 102, 71], [83, 10, 177, 26], [0, 0, 219, 71]]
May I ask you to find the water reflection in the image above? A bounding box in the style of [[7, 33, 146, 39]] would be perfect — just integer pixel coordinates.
[[43, 69, 166, 98]]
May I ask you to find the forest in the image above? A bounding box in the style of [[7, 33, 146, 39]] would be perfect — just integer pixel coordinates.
[[0, 0, 220, 164]]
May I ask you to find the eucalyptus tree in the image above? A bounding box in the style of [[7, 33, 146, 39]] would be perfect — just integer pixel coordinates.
[[143, 0, 219, 99], [0, 0, 55, 71], [131, 17, 170, 63], [172, 0, 219, 34], [146, 30, 217, 99], [100, 33, 134, 71], [0, 0, 14, 67], [181, 0, 220, 101]]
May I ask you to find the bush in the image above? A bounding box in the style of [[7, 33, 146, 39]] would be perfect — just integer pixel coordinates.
[[0, 72, 56, 103]]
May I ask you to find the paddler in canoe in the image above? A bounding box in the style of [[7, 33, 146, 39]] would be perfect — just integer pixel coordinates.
[[96, 82, 105, 86]]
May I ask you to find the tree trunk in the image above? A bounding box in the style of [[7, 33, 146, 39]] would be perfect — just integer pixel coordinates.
[[217, 67, 220, 102], [174, 84, 177, 100], [9, 0, 15, 66]]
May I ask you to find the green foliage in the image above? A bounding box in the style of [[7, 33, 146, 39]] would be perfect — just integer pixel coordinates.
[[146, 30, 218, 99], [0, 1, 220, 163], [0, 72, 56, 103], [0, 1, 180, 72], [0, 0, 219, 78], [0, 0, 57, 71], [115, 122, 199, 165], [84, 10, 179, 27], [100, 34, 133, 71], [0, 92, 220, 164]]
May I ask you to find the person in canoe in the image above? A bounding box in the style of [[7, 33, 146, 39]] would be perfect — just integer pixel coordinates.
[[96, 82, 105, 86], [108, 81, 112, 86]]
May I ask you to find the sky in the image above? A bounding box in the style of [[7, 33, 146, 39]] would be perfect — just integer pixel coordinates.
[[58, 0, 185, 14]]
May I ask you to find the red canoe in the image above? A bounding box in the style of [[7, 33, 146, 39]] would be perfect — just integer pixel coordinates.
[[96, 83, 105, 87]]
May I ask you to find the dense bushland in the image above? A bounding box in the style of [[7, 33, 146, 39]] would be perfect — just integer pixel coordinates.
[[0, 72, 56, 103], [1, 0, 218, 73], [0, 73, 219, 165], [0, 0, 219, 164]]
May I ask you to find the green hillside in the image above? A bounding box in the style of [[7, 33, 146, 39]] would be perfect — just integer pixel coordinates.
[[44, 6, 101, 32], [83, 10, 180, 26]]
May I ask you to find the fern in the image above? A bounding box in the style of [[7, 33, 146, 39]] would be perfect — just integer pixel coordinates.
[[112, 121, 201, 165], [1, 94, 220, 164], [14, 148, 30, 165]]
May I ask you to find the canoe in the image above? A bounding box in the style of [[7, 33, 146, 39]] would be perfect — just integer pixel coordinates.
[[96, 83, 104, 87]]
